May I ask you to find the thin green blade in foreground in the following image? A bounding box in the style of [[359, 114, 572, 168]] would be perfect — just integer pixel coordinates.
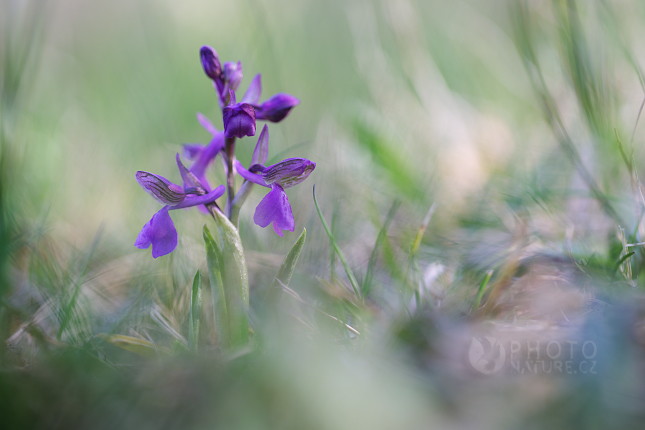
[[270, 228, 307, 294], [313, 185, 361, 299], [188, 270, 202, 352], [472, 270, 494, 314], [212, 210, 250, 349], [204, 225, 230, 349], [362, 199, 401, 297]]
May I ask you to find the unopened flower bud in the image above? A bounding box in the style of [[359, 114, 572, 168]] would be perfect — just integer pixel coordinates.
[[200, 46, 222, 81]]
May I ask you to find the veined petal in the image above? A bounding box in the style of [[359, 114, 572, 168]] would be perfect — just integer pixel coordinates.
[[223, 97, 256, 138], [196, 112, 219, 136], [200, 46, 221, 81], [251, 124, 269, 165], [135, 207, 178, 258], [136, 171, 186, 205], [254, 93, 300, 122], [171, 185, 225, 210], [253, 184, 294, 237], [262, 158, 315, 189], [234, 160, 268, 187], [241, 74, 262, 104]]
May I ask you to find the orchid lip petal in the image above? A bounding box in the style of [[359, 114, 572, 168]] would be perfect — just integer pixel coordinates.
[[234, 160, 268, 187], [253, 184, 294, 236], [170, 185, 225, 210], [135, 206, 178, 258], [241, 74, 262, 104], [262, 158, 316, 189], [251, 124, 269, 166], [136, 171, 186, 205]]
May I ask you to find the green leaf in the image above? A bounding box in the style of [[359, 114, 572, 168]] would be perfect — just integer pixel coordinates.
[[270, 228, 306, 294], [313, 185, 361, 298], [205, 209, 250, 349], [98, 334, 170, 359], [188, 270, 202, 353], [203, 225, 230, 348]]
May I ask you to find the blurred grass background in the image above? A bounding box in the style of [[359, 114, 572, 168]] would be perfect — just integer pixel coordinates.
[[4, 0, 645, 428]]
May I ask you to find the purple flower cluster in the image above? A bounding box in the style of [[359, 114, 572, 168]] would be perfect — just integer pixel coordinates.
[[135, 46, 315, 257]]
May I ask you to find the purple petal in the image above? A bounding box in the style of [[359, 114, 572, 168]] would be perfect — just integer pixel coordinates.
[[254, 93, 300, 122], [223, 101, 256, 139], [171, 185, 225, 210], [200, 46, 221, 81], [189, 133, 225, 190], [253, 184, 294, 237], [175, 154, 199, 190], [135, 207, 178, 258], [136, 171, 186, 205], [251, 124, 269, 165], [183, 143, 205, 161], [223, 61, 243, 92], [241, 74, 262, 104], [262, 158, 315, 189], [196, 112, 219, 136], [234, 160, 268, 187]]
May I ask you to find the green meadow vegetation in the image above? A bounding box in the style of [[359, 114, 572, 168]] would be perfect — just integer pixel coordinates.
[[3, 0, 645, 428]]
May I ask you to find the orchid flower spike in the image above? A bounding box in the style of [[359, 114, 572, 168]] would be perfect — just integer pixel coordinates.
[[135, 157, 225, 258], [234, 125, 315, 236]]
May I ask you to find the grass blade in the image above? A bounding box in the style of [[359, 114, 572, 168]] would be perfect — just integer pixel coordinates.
[[362, 199, 401, 297], [313, 185, 361, 299], [98, 334, 170, 359], [472, 270, 494, 314], [188, 270, 202, 353], [270, 228, 306, 292], [57, 226, 103, 341]]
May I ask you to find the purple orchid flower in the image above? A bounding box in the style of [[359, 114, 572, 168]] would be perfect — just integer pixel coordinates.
[[135, 156, 225, 258], [201, 46, 300, 132], [233, 125, 315, 236], [240, 74, 300, 122], [223, 89, 256, 139]]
